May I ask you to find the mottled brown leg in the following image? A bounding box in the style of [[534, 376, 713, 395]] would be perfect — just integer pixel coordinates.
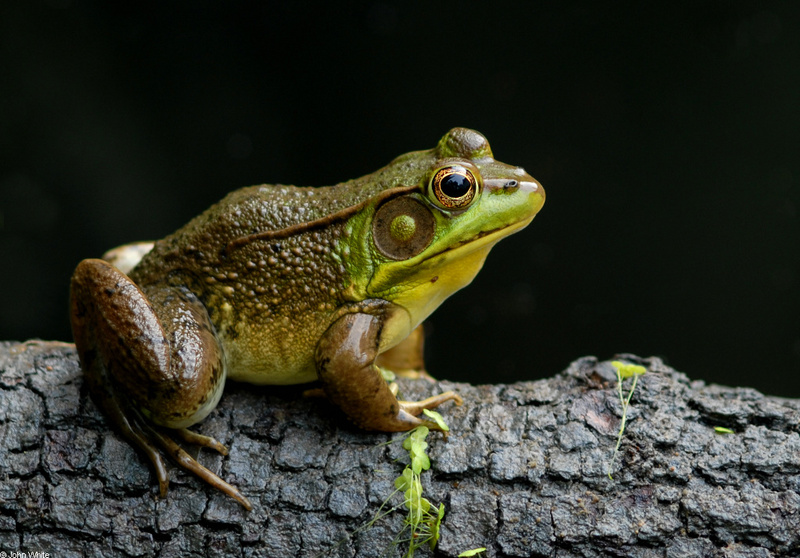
[[316, 311, 461, 432], [70, 258, 249, 509], [72, 259, 173, 497]]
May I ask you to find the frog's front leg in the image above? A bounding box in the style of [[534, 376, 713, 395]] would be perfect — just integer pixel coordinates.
[[315, 310, 462, 432], [70, 258, 252, 509]]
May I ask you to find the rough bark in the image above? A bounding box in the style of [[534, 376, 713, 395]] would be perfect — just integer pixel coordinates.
[[1, 340, 799, 558]]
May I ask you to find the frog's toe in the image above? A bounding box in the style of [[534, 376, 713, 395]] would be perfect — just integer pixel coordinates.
[[146, 425, 253, 510], [116, 409, 171, 497], [398, 391, 463, 422], [175, 428, 229, 456]]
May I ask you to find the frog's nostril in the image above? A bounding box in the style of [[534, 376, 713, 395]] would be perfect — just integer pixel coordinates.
[[484, 178, 520, 191]]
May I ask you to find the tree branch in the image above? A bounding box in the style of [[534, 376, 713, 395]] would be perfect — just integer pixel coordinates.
[[2, 340, 799, 557]]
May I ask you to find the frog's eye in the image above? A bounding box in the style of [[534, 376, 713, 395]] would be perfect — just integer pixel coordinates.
[[430, 165, 479, 210]]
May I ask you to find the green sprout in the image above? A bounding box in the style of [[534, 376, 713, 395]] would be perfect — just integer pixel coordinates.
[[714, 426, 735, 434], [390, 412, 446, 557], [459, 548, 487, 557], [317, 410, 458, 558], [423, 408, 450, 432], [607, 360, 647, 479]]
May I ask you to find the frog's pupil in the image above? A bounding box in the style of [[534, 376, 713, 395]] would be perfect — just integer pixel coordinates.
[[441, 173, 471, 198]]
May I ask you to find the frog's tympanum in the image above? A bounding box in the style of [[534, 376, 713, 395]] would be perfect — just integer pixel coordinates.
[[70, 128, 545, 509]]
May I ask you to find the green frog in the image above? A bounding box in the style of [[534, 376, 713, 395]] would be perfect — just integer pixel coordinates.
[[70, 128, 545, 509]]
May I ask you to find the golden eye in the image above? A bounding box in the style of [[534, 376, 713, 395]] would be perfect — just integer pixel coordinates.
[[430, 165, 478, 210]]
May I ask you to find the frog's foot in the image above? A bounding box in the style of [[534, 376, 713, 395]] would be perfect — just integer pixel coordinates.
[[106, 399, 252, 510], [102, 241, 155, 274], [101, 397, 171, 498], [143, 424, 252, 510], [71, 258, 250, 509], [398, 391, 464, 417]]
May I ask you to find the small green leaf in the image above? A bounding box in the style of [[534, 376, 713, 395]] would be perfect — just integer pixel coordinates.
[[458, 549, 487, 557], [410, 439, 427, 453], [423, 408, 450, 431], [714, 426, 735, 434], [405, 477, 424, 508], [428, 503, 445, 550], [395, 467, 413, 491], [378, 366, 396, 382], [404, 426, 429, 450], [379, 415, 451, 556], [411, 453, 430, 474], [607, 360, 646, 480], [611, 360, 647, 379]]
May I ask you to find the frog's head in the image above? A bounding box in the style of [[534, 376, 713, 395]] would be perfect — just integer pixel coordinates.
[[341, 127, 545, 347]]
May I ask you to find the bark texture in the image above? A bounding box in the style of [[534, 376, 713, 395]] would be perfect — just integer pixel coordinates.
[[1, 340, 799, 557]]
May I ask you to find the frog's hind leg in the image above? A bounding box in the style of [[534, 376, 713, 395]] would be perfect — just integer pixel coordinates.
[[70, 258, 251, 509], [87, 367, 172, 497]]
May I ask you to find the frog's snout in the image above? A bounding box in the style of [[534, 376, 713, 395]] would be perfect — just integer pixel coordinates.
[[484, 171, 543, 197], [518, 168, 544, 203], [519, 179, 541, 194]]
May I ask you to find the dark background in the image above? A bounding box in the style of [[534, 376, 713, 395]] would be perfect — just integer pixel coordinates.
[[2, 2, 798, 396]]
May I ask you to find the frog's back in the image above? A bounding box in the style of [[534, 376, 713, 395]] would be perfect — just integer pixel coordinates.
[[130, 148, 433, 284], [129, 179, 366, 282], [167, 178, 374, 247]]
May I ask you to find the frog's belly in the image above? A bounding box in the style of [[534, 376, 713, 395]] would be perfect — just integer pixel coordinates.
[[222, 329, 320, 385], [225, 345, 319, 385]]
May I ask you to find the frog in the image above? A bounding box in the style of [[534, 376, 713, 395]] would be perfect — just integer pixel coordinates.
[[70, 127, 545, 510]]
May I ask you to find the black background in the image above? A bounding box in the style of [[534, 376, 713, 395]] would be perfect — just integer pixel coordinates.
[[2, 2, 798, 396]]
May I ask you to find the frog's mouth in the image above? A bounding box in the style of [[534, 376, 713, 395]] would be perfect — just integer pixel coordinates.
[[421, 217, 535, 266]]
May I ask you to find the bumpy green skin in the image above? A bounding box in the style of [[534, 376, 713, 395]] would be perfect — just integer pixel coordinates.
[[131, 186, 356, 387], [128, 167, 421, 386], [69, 127, 545, 508]]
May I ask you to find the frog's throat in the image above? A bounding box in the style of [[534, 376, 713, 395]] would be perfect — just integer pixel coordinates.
[[373, 216, 534, 345], [371, 215, 534, 294], [224, 184, 419, 253]]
